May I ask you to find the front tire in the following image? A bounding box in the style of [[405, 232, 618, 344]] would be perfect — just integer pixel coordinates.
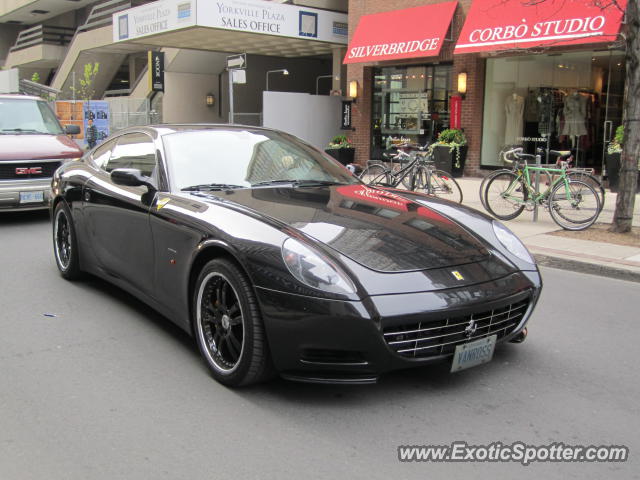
[[193, 259, 274, 386], [52, 201, 82, 280]]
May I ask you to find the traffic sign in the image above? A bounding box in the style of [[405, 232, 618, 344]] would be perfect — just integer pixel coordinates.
[[226, 53, 246, 69]]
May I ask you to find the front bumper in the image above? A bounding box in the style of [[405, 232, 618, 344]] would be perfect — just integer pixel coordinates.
[[256, 270, 542, 384], [0, 179, 52, 211]]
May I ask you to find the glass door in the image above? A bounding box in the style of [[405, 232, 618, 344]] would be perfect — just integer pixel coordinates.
[[599, 51, 626, 177]]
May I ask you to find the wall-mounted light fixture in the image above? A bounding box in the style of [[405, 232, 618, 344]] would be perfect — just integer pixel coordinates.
[[457, 72, 467, 98], [348, 80, 359, 101], [206, 93, 215, 107]]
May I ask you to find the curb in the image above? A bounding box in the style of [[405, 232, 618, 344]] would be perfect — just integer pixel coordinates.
[[533, 253, 640, 283]]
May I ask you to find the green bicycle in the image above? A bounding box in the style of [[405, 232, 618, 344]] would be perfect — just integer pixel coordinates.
[[484, 150, 602, 231]]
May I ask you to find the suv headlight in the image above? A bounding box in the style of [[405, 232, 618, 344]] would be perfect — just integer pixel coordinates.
[[282, 238, 356, 295], [492, 220, 535, 264]]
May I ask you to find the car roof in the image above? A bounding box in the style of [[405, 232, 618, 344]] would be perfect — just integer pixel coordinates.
[[119, 123, 284, 138]]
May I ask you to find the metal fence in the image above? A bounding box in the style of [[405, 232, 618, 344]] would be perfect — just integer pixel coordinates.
[[106, 97, 160, 133], [233, 113, 263, 126]]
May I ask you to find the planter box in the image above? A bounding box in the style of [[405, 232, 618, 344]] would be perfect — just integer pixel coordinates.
[[432, 145, 467, 177], [605, 152, 621, 192], [325, 147, 355, 166]]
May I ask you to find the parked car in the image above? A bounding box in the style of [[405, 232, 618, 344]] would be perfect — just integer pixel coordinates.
[[0, 94, 82, 211], [51, 125, 542, 386]]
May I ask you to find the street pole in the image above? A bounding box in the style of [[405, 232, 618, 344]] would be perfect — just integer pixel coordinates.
[[228, 69, 234, 124]]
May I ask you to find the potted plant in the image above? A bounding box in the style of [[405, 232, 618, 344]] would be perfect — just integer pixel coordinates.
[[605, 125, 623, 192], [325, 135, 355, 166], [429, 129, 468, 177]]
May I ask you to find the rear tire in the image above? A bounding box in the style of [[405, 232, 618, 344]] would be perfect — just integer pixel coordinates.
[[193, 259, 274, 387], [52, 201, 82, 280], [484, 172, 527, 220], [429, 169, 463, 203], [548, 179, 601, 231], [360, 164, 391, 186]]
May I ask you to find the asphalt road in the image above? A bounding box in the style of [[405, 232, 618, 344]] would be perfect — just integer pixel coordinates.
[[1, 211, 639, 480]]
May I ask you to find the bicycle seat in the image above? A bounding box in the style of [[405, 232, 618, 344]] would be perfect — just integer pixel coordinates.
[[549, 150, 572, 160]]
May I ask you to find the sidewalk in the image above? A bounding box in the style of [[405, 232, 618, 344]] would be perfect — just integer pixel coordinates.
[[455, 176, 640, 282]]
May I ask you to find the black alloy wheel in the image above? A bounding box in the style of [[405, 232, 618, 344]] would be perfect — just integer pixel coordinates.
[[53, 202, 81, 280], [193, 259, 274, 386]]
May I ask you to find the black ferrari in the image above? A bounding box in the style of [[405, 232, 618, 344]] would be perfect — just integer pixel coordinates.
[[51, 125, 542, 386]]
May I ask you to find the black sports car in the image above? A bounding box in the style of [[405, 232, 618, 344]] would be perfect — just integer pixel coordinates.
[[51, 125, 542, 386]]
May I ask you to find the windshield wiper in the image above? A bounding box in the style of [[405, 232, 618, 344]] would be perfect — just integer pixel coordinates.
[[251, 179, 345, 187], [181, 183, 245, 191], [1, 128, 46, 134]]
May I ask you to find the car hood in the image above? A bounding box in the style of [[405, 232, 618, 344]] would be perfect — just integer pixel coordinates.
[[205, 184, 491, 272], [0, 134, 83, 160]]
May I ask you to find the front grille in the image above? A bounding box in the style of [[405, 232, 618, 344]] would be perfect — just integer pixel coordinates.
[[383, 299, 529, 358], [0, 161, 61, 180]]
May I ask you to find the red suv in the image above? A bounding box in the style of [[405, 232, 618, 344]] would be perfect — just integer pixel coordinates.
[[0, 94, 83, 211]]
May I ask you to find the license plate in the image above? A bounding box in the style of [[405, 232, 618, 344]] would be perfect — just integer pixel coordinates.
[[451, 334, 497, 372], [19, 191, 44, 204]]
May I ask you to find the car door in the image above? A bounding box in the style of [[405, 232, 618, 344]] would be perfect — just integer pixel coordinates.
[[83, 132, 158, 297]]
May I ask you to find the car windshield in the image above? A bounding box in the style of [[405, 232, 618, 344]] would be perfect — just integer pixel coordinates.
[[0, 98, 64, 135], [162, 129, 360, 191]]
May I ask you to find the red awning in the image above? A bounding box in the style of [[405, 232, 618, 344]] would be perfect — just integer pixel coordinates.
[[343, 1, 458, 64], [455, 0, 627, 54]]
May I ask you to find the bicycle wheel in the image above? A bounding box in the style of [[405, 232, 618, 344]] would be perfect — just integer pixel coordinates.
[[548, 179, 601, 231], [360, 164, 391, 186], [566, 170, 605, 206], [425, 169, 463, 203], [479, 169, 512, 210], [484, 171, 527, 220]]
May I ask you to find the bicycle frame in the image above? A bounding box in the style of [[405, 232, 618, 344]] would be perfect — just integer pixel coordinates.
[[508, 165, 574, 204]]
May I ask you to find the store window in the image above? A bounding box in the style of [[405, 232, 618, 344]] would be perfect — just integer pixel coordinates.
[[371, 64, 453, 160], [481, 50, 625, 171]]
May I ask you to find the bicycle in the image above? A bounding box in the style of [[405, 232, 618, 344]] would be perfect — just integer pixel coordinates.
[[479, 147, 605, 211], [359, 144, 463, 203], [483, 148, 602, 230]]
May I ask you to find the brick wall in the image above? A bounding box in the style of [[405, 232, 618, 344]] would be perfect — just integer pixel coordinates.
[[347, 0, 485, 176]]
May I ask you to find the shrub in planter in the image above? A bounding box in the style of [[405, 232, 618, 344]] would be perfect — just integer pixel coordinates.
[[428, 129, 468, 177], [606, 125, 624, 192], [325, 134, 355, 166]]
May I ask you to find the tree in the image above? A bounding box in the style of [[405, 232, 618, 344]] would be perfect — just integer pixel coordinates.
[[610, 0, 639, 233], [71, 62, 100, 102]]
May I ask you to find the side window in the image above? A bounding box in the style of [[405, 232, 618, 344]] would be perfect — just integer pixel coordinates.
[[104, 133, 157, 177], [92, 140, 115, 169]]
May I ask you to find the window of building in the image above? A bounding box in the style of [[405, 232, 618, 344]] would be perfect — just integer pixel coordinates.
[[481, 50, 625, 170], [371, 64, 453, 160]]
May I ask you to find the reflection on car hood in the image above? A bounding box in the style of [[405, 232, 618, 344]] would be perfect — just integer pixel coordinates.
[[208, 184, 491, 272], [0, 134, 83, 160]]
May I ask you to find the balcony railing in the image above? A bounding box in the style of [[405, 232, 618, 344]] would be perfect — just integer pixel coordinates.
[[9, 25, 75, 52], [77, 0, 132, 33]]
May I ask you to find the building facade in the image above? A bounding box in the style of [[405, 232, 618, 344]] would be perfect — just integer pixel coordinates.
[[346, 0, 628, 176]]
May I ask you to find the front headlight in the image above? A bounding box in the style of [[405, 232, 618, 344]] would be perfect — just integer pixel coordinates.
[[492, 220, 535, 265], [282, 238, 356, 295]]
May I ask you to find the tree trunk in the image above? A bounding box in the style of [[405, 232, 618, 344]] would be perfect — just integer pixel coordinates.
[[611, 0, 639, 233]]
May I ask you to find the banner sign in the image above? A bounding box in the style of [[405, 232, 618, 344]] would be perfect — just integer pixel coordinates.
[[341, 101, 352, 130], [83, 101, 110, 148], [343, 1, 457, 64], [450, 95, 462, 129], [198, 0, 347, 43], [115, 0, 347, 44], [114, 0, 195, 42], [454, 0, 627, 54], [148, 51, 165, 92]]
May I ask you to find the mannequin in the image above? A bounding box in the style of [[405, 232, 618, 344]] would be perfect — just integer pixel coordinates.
[[504, 92, 524, 145], [561, 91, 587, 143]]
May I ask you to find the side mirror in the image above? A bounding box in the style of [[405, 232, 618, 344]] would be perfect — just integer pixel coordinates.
[[64, 125, 81, 135], [111, 168, 155, 190]]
